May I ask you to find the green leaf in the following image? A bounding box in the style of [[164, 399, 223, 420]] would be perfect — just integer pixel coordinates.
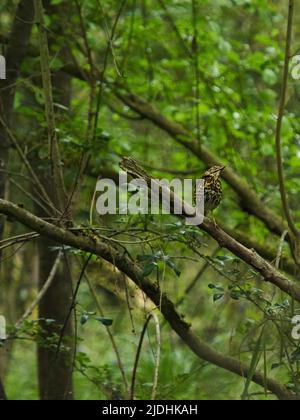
[[215, 255, 232, 262], [213, 293, 224, 302], [208, 284, 224, 292], [143, 262, 157, 277], [76, 351, 91, 368], [230, 291, 241, 300], [80, 314, 89, 326], [95, 317, 113, 327], [290, 348, 300, 363], [45, 319, 56, 326], [271, 363, 280, 370], [165, 259, 181, 277], [262, 68, 277, 86], [95, 128, 111, 142]]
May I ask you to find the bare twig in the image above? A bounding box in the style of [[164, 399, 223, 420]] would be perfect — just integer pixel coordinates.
[[156, 0, 191, 58], [34, 0, 67, 213], [0, 115, 57, 213], [176, 246, 220, 307], [130, 315, 151, 400], [150, 312, 161, 400], [10, 178, 51, 216], [0, 232, 39, 252], [93, 0, 126, 141], [275, 230, 288, 270], [55, 254, 92, 358], [64, 0, 97, 220], [95, 0, 125, 78], [15, 251, 62, 328], [85, 271, 130, 395], [191, 0, 201, 145]]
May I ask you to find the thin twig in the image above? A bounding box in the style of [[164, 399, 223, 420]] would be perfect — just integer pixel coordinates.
[[275, 230, 288, 270], [0, 232, 39, 246], [10, 178, 51, 216], [130, 315, 151, 400], [0, 232, 39, 252], [34, 0, 67, 213], [123, 273, 136, 334], [0, 115, 56, 213], [176, 246, 220, 307], [96, 0, 125, 78], [62, 0, 97, 220], [156, 0, 192, 58], [150, 313, 161, 400], [121, 0, 137, 72], [192, 0, 201, 145], [92, 0, 126, 142], [85, 272, 130, 395], [15, 251, 62, 328], [55, 254, 92, 358]]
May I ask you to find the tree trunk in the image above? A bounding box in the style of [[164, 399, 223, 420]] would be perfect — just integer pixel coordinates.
[[0, 0, 35, 398], [0, 377, 7, 400], [37, 240, 74, 400], [36, 1, 74, 398]]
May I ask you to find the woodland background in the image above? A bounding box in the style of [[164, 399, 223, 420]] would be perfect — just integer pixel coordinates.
[[1, 0, 300, 400]]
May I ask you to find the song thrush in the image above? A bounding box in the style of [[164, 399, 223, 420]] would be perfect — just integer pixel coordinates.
[[194, 165, 225, 217]]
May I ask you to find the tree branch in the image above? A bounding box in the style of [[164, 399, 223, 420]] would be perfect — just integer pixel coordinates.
[[15, 251, 62, 328], [1, 26, 290, 243], [0, 197, 298, 399], [113, 89, 287, 240], [91, 167, 297, 276], [119, 157, 300, 302]]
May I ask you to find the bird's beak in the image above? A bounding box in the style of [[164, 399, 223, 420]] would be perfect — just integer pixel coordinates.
[[220, 166, 226, 171]]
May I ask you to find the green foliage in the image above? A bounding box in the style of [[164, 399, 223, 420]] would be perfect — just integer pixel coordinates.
[[2, 0, 300, 401]]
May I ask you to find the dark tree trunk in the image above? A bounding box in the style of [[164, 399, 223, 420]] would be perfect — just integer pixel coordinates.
[[0, 0, 35, 398], [0, 377, 7, 400], [37, 239, 74, 400], [0, 0, 34, 238]]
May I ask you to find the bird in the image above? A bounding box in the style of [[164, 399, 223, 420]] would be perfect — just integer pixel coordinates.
[[194, 165, 225, 222]]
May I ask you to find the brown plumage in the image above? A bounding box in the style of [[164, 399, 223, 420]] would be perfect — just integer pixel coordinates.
[[194, 165, 225, 215]]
